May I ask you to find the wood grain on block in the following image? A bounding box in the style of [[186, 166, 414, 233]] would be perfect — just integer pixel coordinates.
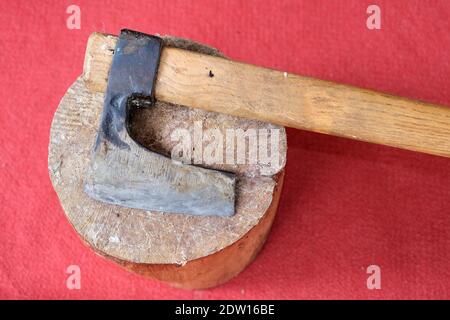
[[48, 33, 287, 289], [86, 32, 450, 158]]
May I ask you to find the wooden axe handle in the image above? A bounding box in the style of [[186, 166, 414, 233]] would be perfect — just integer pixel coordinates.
[[85, 33, 450, 158]]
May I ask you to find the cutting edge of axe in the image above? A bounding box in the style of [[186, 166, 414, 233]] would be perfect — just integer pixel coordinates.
[[84, 29, 450, 216]]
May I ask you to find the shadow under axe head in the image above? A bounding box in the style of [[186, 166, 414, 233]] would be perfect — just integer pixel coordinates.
[[83, 29, 236, 217]]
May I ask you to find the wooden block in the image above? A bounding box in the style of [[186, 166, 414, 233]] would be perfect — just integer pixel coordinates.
[[48, 33, 287, 289]]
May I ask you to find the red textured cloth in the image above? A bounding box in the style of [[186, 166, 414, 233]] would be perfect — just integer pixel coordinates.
[[1, 0, 449, 299]]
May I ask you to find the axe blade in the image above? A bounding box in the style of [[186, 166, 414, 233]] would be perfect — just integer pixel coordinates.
[[84, 29, 235, 217]]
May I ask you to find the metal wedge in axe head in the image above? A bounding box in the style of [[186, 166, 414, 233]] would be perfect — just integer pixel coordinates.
[[84, 30, 235, 217]]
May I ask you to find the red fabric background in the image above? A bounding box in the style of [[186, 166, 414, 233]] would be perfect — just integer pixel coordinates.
[[1, 0, 449, 299]]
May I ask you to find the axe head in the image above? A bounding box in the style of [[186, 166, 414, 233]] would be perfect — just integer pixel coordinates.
[[84, 30, 236, 216]]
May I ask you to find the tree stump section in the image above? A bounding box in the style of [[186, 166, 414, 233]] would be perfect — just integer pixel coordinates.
[[48, 33, 287, 289]]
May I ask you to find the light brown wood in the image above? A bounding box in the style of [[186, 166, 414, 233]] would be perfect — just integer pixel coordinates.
[[157, 48, 450, 158], [85, 32, 450, 158], [49, 33, 287, 289]]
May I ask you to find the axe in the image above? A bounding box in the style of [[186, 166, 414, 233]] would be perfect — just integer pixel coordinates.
[[84, 29, 450, 217]]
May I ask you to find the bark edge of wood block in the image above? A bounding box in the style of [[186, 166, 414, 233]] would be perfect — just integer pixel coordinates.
[[48, 33, 287, 289]]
